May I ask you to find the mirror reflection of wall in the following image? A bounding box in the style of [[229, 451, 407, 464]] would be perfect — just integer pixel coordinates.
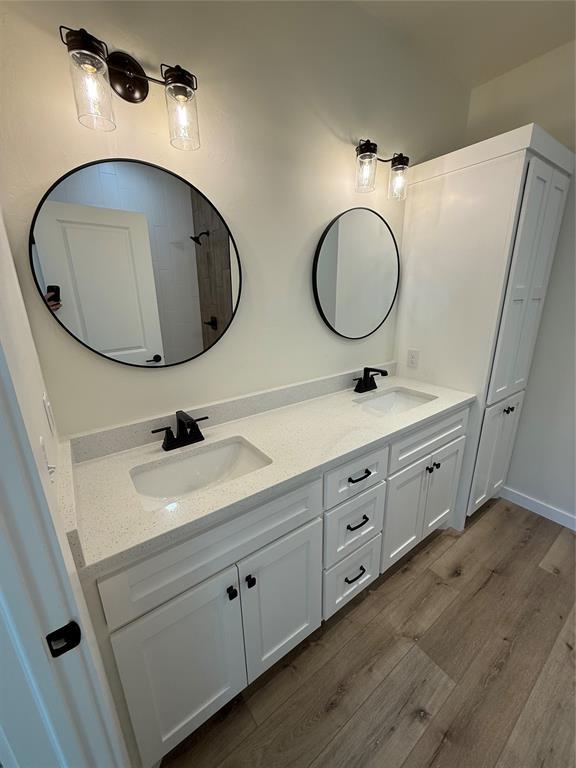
[[31, 160, 241, 367], [313, 208, 399, 339]]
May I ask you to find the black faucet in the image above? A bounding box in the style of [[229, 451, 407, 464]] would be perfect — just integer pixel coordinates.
[[151, 411, 209, 451], [353, 367, 388, 394]]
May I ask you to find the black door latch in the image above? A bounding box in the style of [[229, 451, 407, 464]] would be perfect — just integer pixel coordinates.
[[46, 620, 82, 658]]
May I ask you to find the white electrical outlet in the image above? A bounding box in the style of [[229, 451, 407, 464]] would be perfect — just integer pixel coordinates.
[[407, 349, 419, 369]]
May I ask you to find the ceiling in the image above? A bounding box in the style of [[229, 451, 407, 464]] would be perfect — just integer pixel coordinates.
[[357, 1, 575, 87]]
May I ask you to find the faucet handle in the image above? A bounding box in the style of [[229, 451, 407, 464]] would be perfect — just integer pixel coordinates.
[[151, 425, 177, 451], [151, 425, 174, 435], [195, 416, 209, 423]]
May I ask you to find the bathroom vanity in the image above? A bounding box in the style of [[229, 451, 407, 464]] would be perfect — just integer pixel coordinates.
[[62, 376, 473, 767]]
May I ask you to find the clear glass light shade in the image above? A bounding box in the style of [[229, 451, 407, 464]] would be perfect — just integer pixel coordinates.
[[355, 151, 377, 193], [165, 83, 200, 151], [388, 164, 408, 200], [68, 49, 115, 131]]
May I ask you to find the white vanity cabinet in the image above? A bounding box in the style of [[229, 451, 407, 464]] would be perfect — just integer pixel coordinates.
[[382, 436, 466, 571], [469, 392, 525, 515], [238, 518, 322, 681], [111, 565, 247, 766], [97, 407, 472, 766]]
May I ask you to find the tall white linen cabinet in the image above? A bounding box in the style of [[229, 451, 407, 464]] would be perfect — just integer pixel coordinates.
[[395, 124, 573, 527]]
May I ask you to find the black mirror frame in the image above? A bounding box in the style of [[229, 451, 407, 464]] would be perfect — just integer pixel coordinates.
[[312, 206, 400, 340], [29, 157, 242, 369]]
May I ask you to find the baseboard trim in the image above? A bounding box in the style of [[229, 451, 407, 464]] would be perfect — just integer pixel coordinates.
[[501, 486, 576, 532]]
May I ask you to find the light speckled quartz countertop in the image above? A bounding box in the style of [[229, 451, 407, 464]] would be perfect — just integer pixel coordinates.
[[68, 377, 474, 577]]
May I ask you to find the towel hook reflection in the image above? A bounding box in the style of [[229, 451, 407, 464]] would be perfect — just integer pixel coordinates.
[[190, 230, 210, 245]]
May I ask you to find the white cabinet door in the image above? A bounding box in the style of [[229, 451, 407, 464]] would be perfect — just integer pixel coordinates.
[[34, 201, 165, 366], [468, 392, 525, 516], [488, 159, 569, 404], [239, 519, 322, 682], [424, 436, 466, 535], [513, 169, 570, 392], [111, 566, 246, 767], [381, 455, 429, 572]]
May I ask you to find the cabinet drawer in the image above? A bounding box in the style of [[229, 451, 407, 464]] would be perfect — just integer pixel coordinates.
[[324, 445, 389, 509], [324, 483, 385, 568], [389, 409, 468, 475], [323, 534, 382, 619], [99, 479, 322, 631]]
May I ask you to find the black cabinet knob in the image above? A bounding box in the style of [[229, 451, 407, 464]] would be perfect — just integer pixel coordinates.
[[246, 574, 257, 589], [434, 462, 441, 469], [227, 585, 238, 600], [146, 354, 162, 363], [426, 466, 434, 473]]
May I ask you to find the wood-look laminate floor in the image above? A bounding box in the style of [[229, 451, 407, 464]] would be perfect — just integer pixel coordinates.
[[162, 500, 576, 768]]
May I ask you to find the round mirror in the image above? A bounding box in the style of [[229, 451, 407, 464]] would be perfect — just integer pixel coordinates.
[[313, 207, 399, 339], [30, 159, 241, 368]]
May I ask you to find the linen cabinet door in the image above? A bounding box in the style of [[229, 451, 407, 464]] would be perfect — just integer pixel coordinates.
[[513, 169, 570, 392], [381, 455, 429, 572], [238, 518, 322, 682], [111, 566, 247, 768], [424, 436, 466, 535], [468, 404, 505, 515], [488, 158, 553, 405], [468, 392, 525, 516], [489, 391, 525, 498]]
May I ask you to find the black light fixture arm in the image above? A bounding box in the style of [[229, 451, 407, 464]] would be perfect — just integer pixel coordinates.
[[356, 139, 409, 168], [59, 26, 198, 103]]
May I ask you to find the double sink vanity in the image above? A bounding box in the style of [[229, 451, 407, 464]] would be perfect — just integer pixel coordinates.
[[62, 372, 473, 767]]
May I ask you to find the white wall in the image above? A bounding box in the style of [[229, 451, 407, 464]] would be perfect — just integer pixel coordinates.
[[0, 1, 469, 435], [467, 41, 575, 519]]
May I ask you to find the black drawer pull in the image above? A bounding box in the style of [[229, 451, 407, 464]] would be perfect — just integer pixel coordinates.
[[426, 465, 434, 473], [227, 586, 238, 600], [246, 574, 257, 589], [344, 565, 366, 584], [434, 462, 441, 469], [509, 406, 515, 413], [348, 469, 372, 485], [347, 514, 370, 532]]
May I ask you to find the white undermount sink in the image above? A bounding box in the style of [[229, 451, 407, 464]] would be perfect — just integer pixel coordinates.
[[355, 387, 437, 415], [130, 436, 272, 510]]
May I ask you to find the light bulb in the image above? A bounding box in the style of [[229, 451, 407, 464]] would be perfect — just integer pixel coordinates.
[[355, 139, 378, 193], [165, 79, 200, 151], [68, 47, 114, 131], [388, 154, 409, 201]]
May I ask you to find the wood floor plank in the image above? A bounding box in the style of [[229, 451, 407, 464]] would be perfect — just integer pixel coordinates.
[[309, 645, 455, 768], [217, 620, 413, 768], [420, 510, 562, 681], [400, 565, 574, 768], [340, 531, 459, 628], [430, 500, 537, 589], [494, 606, 575, 768], [243, 616, 361, 725], [162, 695, 256, 768], [539, 527, 576, 582], [378, 569, 459, 641]]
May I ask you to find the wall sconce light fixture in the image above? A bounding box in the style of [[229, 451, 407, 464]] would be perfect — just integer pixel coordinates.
[[60, 26, 200, 150], [355, 139, 409, 200]]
